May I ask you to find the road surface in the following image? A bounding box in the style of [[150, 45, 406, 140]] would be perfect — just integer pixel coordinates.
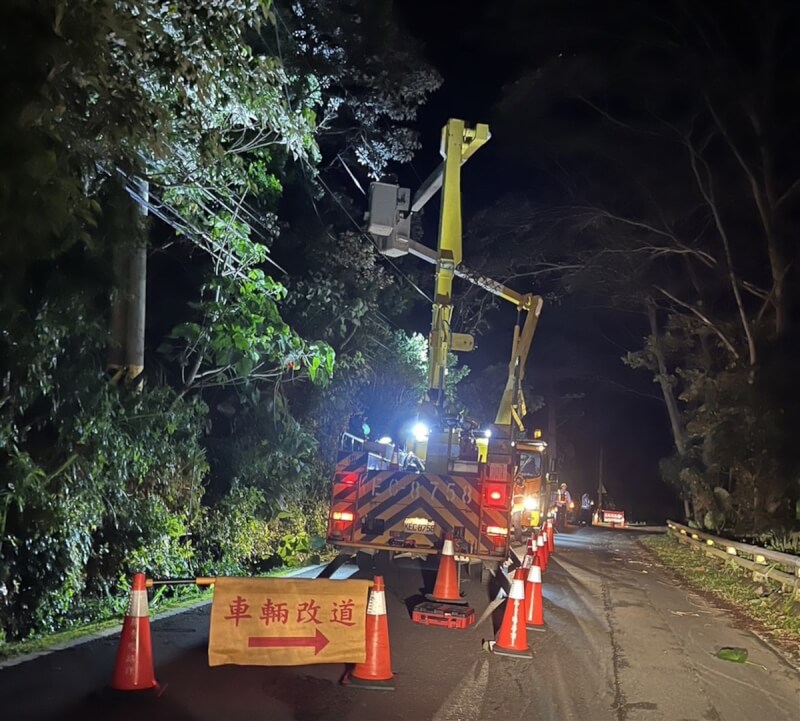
[[1, 527, 798, 721]]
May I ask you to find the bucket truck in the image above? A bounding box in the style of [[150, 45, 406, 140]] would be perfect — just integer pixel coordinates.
[[324, 119, 545, 577]]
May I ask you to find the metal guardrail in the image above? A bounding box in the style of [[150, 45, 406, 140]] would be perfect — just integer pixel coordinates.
[[666, 520, 800, 599]]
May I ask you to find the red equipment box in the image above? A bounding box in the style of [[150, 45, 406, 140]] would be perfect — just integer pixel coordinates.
[[412, 602, 476, 629]]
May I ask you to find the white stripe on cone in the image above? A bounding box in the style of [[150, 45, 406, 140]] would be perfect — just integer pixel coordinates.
[[507, 579, 525, 648], [537, 535, 544, 548], [127, 590, 149, 618], [527, 565, 542, 583], [543, 530, 548, 544], [508, 578, 525, 601], [442, 539, 454, 556], [367, 589, 387, 616], [509, 599, 521, 647]]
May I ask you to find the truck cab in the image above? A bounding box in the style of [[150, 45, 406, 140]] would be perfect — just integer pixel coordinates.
[[510, 437, 550, 542]]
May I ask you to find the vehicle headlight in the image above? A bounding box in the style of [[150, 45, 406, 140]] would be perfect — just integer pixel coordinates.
[[523, 496, 539, 511], [412, 422, 430, 442]]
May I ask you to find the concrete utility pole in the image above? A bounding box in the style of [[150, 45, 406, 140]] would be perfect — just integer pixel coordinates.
[[597, 445, 605, 509], [108, 178, 148, 386]]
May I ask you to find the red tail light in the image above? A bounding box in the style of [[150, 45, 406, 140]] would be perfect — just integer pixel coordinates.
[[336, 472, 359, 485], [329, 509, 355, 540], [483, 481, 509, 508]]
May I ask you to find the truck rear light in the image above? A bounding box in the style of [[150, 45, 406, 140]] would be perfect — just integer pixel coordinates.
[[483, 482, 509, 508], [485, 525, 508, 536], [336, 472, 359, 485], [332, 511, 354, 522]]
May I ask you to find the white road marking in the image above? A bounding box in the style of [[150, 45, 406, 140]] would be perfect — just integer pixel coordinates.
[[432, 656, 490, 721]]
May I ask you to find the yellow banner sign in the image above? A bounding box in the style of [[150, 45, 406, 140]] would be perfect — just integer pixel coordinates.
[[208, 577, 372, 667]]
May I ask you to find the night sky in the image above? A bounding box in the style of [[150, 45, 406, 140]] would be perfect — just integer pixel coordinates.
[[395, 2, 682, 522]]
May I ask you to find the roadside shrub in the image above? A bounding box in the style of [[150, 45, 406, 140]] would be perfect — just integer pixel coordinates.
[[0, 366, 209, 641]]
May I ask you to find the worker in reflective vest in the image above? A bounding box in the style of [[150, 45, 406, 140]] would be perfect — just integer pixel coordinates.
[[554, 483, 572, 530]]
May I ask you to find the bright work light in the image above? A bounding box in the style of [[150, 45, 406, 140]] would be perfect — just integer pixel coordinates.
[[412, 422, 430, 442], [378, 436, 392, 444], [523, 496, 539, 511]]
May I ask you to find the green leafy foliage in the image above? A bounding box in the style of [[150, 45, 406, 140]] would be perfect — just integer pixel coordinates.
[[0, 295, 209, 639], [160, 270, 334, 393], [279, 0, 442, 178], [0, 0, 440, 651]]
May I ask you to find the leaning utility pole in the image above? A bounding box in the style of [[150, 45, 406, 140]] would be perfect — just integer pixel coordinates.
[[108, 178, 148, 386]]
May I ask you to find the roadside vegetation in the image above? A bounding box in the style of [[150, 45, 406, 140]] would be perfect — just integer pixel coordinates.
[[459, 1, 800, 532], [643, 534, 800, 661], [0, 0, 443, 650], [0, 560, 311, 663]]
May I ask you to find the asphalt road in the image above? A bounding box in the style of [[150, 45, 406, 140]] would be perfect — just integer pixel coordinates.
[[1, 527, 798, 721]]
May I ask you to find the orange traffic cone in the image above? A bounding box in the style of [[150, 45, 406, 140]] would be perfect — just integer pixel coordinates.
[[546, 518, 555, 552], [427, 534, 466, 604], [538, 533, 548, 572], [344, 576, 395, 691], [492, 568, 532, 659], [528, 535, 539, 560], [520, 536, 534, 569], [111, 573, 159, 692], [524, 562, 545, 629]]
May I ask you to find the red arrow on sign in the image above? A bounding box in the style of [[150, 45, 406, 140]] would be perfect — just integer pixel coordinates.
[[248, 629, 330, 655]]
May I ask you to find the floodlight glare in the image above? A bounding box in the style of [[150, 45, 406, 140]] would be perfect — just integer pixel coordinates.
[[412, 422, 430, 442]]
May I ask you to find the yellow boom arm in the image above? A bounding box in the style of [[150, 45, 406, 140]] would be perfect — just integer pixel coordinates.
[[427, 119, 489, 403]]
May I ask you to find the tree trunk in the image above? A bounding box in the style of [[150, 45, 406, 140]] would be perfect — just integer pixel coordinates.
[[646, 301, 686, 456]]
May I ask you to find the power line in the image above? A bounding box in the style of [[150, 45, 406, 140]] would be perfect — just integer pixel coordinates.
[[314, 174, 433, 304]]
